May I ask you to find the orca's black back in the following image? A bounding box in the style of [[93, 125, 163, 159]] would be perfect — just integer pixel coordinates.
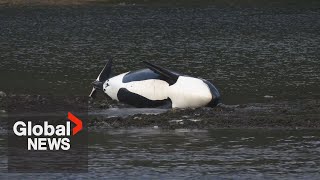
[[122, 69, 167, 83]]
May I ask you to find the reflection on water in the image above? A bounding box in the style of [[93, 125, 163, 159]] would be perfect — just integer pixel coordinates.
[[0, 6, 319, 104], [0, 129, 320, 178]]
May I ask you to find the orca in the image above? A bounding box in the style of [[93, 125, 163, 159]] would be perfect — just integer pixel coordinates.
[[89, 59, 221, 108]]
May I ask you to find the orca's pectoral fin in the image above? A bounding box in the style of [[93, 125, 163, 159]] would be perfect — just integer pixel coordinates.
[[143, 61, 179, 85]]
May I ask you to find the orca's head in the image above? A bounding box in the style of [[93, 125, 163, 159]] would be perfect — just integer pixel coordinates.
[[209, 94, 221, 107], [202, 80, 221, 107]]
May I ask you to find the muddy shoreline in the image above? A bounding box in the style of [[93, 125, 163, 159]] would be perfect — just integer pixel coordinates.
[[89, 99, 320, 130], [1, 93, 319, 130]]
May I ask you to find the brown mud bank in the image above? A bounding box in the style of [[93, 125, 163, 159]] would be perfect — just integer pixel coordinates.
[[1, 93, 319, 130]]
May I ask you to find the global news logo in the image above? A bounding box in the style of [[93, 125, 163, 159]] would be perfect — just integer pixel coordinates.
[[12, 112, 83, 151]]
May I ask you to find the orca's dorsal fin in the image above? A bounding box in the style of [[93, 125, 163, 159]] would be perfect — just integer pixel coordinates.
[[143, 61, 179, 85]]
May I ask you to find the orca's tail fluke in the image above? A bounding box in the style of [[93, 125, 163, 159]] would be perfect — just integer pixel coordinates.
[[89, 58, 113, 98]]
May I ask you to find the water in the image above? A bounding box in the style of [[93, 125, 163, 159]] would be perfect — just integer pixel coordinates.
[[87, 129, 320, 179], [0, 4, 320, 179], [0, 129, 320, 178], [90, 108, 168, 117], [0, 5, 319, 104]]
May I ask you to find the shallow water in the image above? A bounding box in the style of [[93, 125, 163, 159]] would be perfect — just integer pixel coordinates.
[[89, 108, 168, 117], [0, 129, 320, 178], [88, 129, 320, 179], [0, 5, 319, 104]]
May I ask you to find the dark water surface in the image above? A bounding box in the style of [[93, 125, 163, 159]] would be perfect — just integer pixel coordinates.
[[1, 4, 320, 179], [87, 129, 320, 179], [0, 5, 319, 104], [1, 129, 320, 178]]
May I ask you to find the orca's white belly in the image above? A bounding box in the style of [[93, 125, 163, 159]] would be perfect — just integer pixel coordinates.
[[168, 76, 212, 108], [125, 79, 170, 101], [122, 76, 212, 108]]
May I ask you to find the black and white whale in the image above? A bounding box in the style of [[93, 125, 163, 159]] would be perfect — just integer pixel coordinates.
[[89, 59, 221, 108]]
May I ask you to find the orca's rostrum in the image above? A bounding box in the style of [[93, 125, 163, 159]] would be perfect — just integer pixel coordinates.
[[89, 59, 221, 108]]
